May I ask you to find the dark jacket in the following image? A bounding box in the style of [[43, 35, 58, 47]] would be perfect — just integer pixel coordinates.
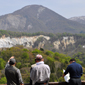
[[64, 62, 83, 78], [5, 63, 23, 85]]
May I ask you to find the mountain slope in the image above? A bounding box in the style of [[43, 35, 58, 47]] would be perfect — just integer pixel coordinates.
[[0, 5, 85, 33], [69, 16, 85, 24]]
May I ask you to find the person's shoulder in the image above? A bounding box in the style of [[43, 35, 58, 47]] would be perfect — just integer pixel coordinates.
[[74, 62, 82, 67], [69, 62, 76, 66], [77, 63, 82, 67], [31, 65, 38, 71], [13, 66, 20, 71], [31, 64, 36, 68], [44, 64, 50, 68], [67, 63, 72, 67]]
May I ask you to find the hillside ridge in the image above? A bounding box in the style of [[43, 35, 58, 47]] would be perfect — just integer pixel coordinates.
[[0, 5, 85, 33]]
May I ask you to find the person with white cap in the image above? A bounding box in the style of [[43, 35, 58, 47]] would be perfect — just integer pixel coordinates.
[[30, 54, 50, 85], [5, 56, 24, 85]]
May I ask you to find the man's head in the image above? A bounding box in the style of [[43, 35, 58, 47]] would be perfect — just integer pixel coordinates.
[[9, 58, 16, 65], [35, 54, 43, 62], [69, 58, 76, 64]]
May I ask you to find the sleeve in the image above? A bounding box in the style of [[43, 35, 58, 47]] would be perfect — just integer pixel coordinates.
[[47, 65, 51, 79], [30, 67, 33, 85], [46, 65, 51, 82], [30, 67, 38, 84], [30, 67, 37, 80], [64, 65, 70, 75], [17, 69, 24, 84], [5, 62, 10, 68], [81, 66, 83, 76]]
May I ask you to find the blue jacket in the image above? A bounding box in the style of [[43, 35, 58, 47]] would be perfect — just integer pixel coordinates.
[[64, 62, 83, 78]]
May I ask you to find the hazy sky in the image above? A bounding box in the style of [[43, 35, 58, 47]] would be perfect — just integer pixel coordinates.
[[0, 0, 85, 18]]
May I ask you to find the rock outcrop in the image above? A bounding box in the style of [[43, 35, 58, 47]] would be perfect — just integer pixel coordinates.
[[0, 35, 50, 48], [0, 35, 75, 51], [53, 36, 75, 50]]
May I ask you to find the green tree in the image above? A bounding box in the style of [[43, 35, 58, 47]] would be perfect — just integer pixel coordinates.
[[16, 62, 22, 69], [22, 52, 29, 59], [0, 77, 7, 84], [32, 49, 42, 53], [46, 57, 55, 73], [50, 73, 56, 82], [0, 58, 5, 70], [45, 50, 54, 57]]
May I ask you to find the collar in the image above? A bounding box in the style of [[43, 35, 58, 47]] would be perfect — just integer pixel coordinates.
[[72, 62, 76, 63], [71, 62, 76, 64], [36, 61, 44, 65]]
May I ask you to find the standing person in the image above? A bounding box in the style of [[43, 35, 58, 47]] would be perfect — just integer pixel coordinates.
[[63, 58, 83, 85], [5, 56, 24, 85], [30, 54, 50, 85], [30, 63, 36, 85]]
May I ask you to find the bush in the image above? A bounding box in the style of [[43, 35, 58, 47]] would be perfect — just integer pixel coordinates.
[[0, 77, 7, 84], [32, 49, 42, 53], [16, 62, 22, 69], [0, 58, 5, 70]]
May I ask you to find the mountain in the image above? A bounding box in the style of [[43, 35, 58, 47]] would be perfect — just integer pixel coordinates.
[[69, 16, 85, 24], [0, 5, 85, 33]]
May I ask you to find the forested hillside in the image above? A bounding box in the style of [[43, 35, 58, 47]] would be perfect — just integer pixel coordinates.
[[1, 30, 85, 56], [0, 46, 85, 84], [0, 30, 85, 83]]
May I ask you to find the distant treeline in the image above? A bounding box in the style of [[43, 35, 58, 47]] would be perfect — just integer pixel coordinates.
[[1, 30, 85, 38]]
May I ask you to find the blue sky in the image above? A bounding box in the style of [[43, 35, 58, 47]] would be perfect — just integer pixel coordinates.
[[0, 0, 85, 18]]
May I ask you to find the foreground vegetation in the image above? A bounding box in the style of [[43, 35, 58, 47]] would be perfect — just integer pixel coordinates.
[[0, 45, 85, 84]]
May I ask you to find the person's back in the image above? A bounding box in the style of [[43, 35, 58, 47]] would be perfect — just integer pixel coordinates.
[[5, 56, 24, 85], [30, 54, 50, 85], [63, 58, 83, 85], [33, 62, 50, 83], [68, 62, 82, 78], [5, 65, 20, 85], [30, 64, 36, 85]]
